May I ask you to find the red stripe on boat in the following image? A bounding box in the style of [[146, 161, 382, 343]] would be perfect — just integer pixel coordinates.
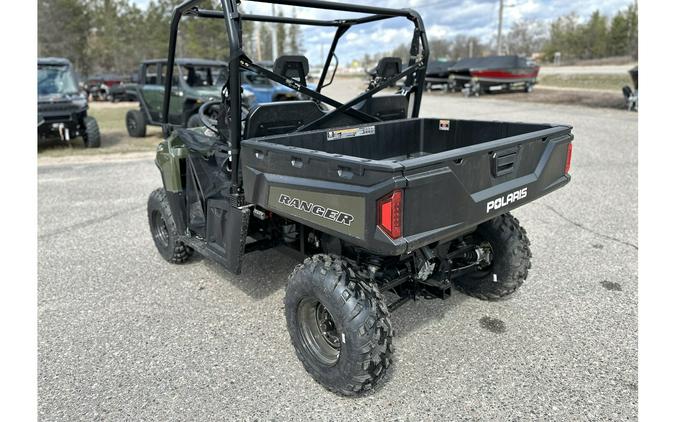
[[471, 69, 539, 79]]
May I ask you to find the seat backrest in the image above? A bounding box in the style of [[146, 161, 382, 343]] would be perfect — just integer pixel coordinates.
[[273, 55, 309, 86], [375, 57, 402, 79], [356, 95, 409, 121], [245, 100, 323, 138]]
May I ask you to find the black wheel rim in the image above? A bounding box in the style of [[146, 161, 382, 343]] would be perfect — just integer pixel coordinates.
[[151, 210, 169, 248], [127, 115, 137, 131], [297, 298, 341, 366]]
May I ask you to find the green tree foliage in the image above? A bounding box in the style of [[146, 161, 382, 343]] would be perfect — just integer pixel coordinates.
[[37, 0, 639, 74], [38, 0, 266, 76], [608, 1, 638, 59], [259, 23, 273, 61], [38, 0, 91, 74], [179, 0, 229, 61], [542, 1, 637, 62], [275, 11, 287, 57], [580, 11, 608, 59], [287, 11, 302, 54]]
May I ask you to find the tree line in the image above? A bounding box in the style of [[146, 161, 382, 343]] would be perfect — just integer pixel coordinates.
[[38, 0, 304, 77], [376, 2, 637, 65]]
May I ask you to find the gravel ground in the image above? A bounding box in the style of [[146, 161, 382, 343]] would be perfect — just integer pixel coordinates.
[[38, 91, 638, 420]]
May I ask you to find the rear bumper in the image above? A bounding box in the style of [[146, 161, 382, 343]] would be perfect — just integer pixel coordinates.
[[242, 122, 573, 256]]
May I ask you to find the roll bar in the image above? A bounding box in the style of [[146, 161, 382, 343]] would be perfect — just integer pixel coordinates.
[[162, 0, 429, 200]]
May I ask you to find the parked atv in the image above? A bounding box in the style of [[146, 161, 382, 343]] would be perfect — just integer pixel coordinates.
[[125, 58, 255, 137], [38, 58, 100, 148], [148, 0, 573, 396]]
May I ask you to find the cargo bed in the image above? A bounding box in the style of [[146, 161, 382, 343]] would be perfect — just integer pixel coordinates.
[[241, 117, 572, 255]]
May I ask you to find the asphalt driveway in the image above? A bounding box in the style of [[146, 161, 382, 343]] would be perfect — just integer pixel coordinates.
[[38, 94, 638, 420]]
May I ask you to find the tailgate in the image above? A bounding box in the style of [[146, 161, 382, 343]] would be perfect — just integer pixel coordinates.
[[400, 124, 572, 251]]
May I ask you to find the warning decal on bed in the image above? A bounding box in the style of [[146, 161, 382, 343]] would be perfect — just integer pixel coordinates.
[[327, 125, 375, 141]]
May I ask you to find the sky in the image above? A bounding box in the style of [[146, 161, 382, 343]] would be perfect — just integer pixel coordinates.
[[130, 0, 635, 65]]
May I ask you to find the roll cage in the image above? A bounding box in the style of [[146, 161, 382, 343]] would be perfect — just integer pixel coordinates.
[[162, 0, 429, 203]]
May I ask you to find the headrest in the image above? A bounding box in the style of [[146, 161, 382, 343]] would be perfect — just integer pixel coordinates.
[[273, 55, 309, 86], [375, 57, 402, 79]]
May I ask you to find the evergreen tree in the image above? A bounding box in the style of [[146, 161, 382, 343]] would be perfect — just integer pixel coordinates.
[[259, 22, 273, 61], [581, 11, 608, 59], [287, 10, 302, 54], [275, 11, 286, 57], [38, 0, 91, 74]]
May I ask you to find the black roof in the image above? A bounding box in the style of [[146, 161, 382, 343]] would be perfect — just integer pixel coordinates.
[[450, 55, 529, 71], [38, 57, 72, 67], [142, 58, 227, 66]]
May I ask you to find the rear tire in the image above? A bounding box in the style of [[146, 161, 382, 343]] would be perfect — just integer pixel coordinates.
[[453, 212, 532, 300], [126, 109, 147, 138], [82, 116, 101, 148], [285, 254, 394, 396], [147, 188, 192, 264]]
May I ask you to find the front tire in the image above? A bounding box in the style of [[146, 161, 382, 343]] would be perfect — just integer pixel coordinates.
[[285, 254, 394, 396], [126, 109, 147, 138], [453, 213, 532, 300], [82, 116, 101, 148], [147, 188, 192, 264]]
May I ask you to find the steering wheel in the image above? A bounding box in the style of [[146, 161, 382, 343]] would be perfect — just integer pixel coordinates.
[[198, 100, 250, 135]]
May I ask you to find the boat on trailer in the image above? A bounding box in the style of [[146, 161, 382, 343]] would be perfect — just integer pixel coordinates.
[[448, 55, 539, 96], [424, 60, 456, 91]]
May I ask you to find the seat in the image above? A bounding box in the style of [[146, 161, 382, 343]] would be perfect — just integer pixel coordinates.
[[273, 55, 309, 86], [375, 57, 402, 79], [356, 57, 408, 121], [245, 100, 323, 138], [355, 95, 408, 121]]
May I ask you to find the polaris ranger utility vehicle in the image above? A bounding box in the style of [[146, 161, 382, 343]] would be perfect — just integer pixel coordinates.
[[148, 0, 573, 396], [38, 58, 101, 148], [125, 58, 255, 137]]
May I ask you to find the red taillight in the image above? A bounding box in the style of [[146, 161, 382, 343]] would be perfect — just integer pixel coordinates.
[[378, 190, 403, 239], [565, 143, 573, 174]]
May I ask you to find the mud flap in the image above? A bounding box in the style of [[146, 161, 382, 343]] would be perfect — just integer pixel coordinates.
[[205, 199, 250, 274]]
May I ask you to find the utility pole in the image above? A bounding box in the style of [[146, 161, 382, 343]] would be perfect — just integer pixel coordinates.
[[496, 0, 504, 55], [271, 4, 278, 59]]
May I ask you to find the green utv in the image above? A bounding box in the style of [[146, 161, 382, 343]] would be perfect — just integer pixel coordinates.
[[38, 58, 100, 148], [148, 0, 574, 396], [125, 58, 255, 137]]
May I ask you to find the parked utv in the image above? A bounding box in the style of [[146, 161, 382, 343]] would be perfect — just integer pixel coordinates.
[[148, 0, 573, 396], [38, 58, 100, 148], [125, 58, 255, 137]]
